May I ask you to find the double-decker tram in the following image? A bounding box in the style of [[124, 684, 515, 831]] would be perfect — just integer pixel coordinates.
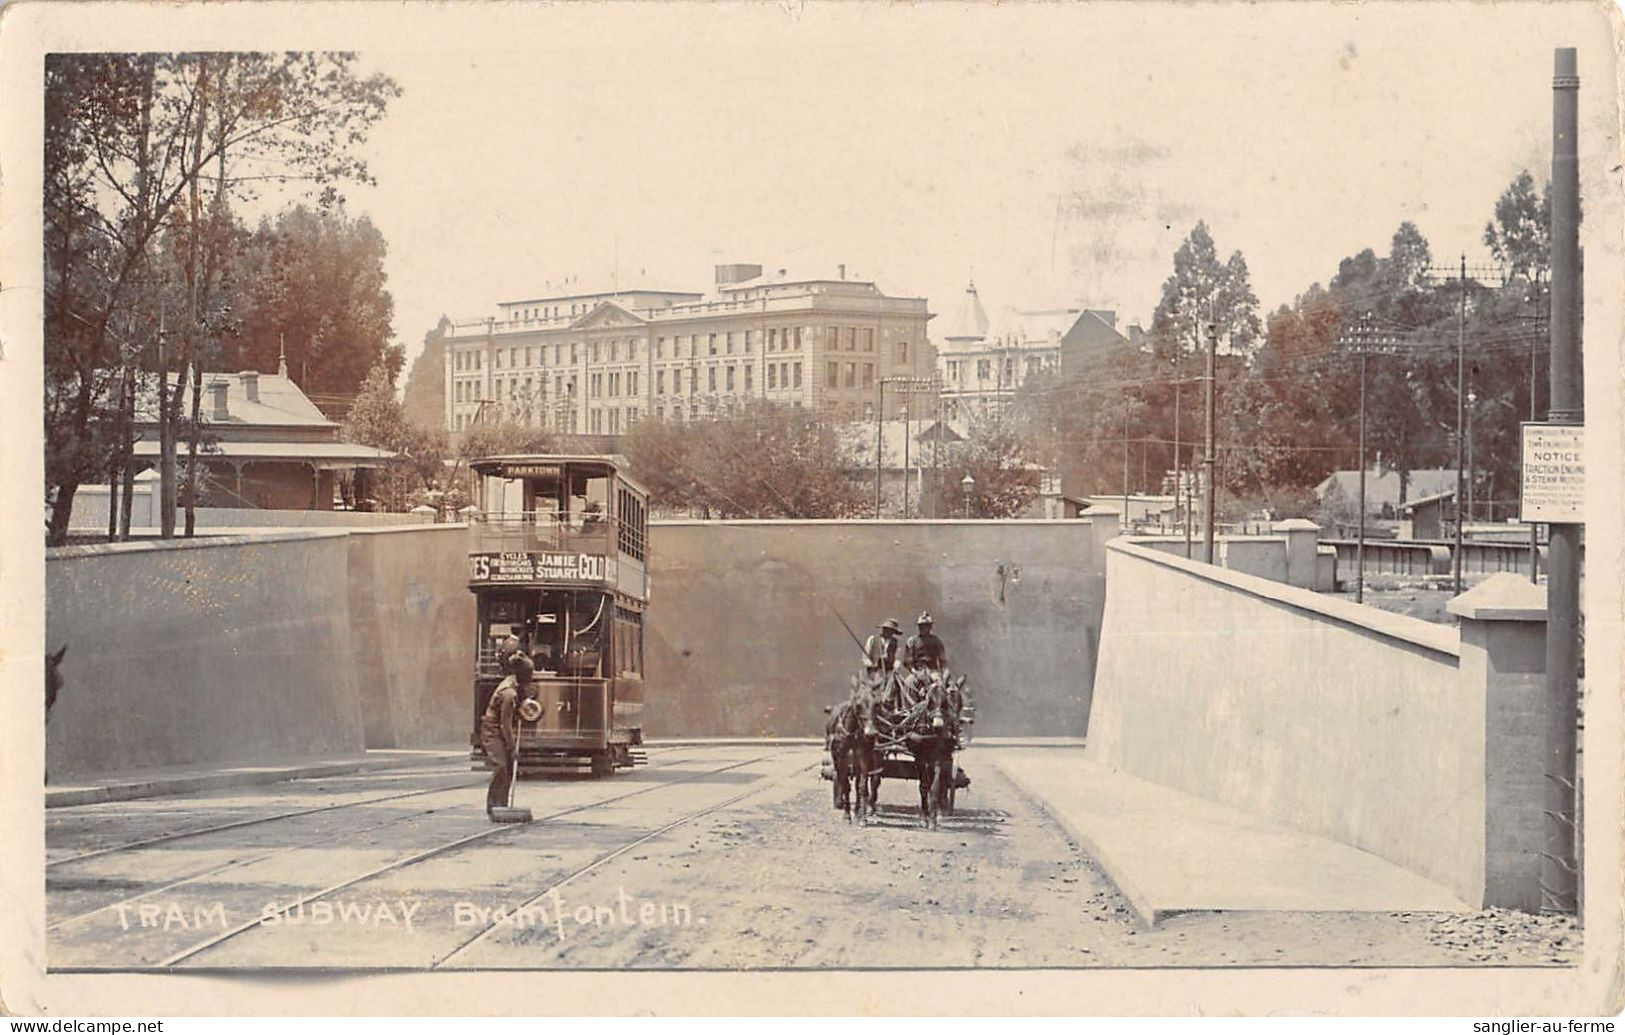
[[466, 454, 649, 776]]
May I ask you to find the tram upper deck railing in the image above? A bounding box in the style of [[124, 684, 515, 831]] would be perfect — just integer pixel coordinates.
[[467, 509, 647, 561]]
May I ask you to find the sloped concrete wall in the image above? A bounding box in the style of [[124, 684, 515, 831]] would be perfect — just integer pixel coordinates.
[[45, 519, 1109, 778], [1086, 539, 1481, 902], [45, 532, 365, 779], [345, 526, 475, 748], [643, 520, 1107, 738]]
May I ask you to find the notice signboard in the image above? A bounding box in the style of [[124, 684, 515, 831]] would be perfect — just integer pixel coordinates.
[[469, 551, 616, 584], [1520, 422, 1585, 523]]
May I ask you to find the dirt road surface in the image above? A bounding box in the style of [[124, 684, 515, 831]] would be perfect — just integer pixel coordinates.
[[45, 745, 1578, 970]]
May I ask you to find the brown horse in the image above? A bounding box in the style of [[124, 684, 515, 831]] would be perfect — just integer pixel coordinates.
[[904, 670, 957, 830], [846, 676, 881, 823], [825, 677, 880, 822]]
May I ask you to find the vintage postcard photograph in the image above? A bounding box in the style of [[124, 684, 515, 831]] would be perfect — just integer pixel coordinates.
[[1, 0, 1621, 1018]]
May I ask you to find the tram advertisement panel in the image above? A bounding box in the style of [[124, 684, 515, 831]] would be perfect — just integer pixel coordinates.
[[469, 551, 617, 584]]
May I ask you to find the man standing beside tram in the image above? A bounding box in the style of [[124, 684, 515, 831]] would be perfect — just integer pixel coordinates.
[[479, 636, 537, 821]]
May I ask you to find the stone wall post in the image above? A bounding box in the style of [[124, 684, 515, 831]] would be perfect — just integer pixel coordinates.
[[1448, 573, 1549, 910], [1081, 505, 1119, 577], [1273, 518, 1320, 589]]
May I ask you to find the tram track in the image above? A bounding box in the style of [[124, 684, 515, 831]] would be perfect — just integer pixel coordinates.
[[430, 754, 817, 968], [49, 774, 487, 869], [47, 744, 711, 869], [147, 747, 799, 968], [47, 746, 733, 934]]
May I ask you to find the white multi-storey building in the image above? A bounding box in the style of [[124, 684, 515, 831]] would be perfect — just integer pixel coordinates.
[[934, 280, 1137, 427], [439, 264, 936, 436]]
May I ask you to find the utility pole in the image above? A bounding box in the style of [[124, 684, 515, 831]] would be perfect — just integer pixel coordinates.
[[1122, 397, 1131, 524], [874, 379, 884, 518], [1172, 343, 1187, 556], [1543, 45, 1582, 916], [1202, 310, 1217, 564], [1455, 252, 1467, 595], [1336, 312, 1401, 604], [1526, 272, 1546, 581], [902, 404, 911, 519], [1467, 388, 1477, 525]]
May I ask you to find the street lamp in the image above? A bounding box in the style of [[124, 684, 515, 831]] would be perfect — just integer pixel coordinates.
[[961, 472, 975, 519]]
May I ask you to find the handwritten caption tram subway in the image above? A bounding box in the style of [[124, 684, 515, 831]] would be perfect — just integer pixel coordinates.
[[113, 890, 694, 942]]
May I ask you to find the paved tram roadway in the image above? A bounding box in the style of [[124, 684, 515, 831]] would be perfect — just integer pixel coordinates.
[[47, 746, 1575, 970]]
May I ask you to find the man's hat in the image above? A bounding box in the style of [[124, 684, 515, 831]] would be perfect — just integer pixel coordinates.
[[880, 619, 901, 633], [917, 611, 934, 626]]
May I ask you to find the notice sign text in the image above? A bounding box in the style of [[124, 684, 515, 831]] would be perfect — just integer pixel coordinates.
[[1521, 422, 1585, 524]]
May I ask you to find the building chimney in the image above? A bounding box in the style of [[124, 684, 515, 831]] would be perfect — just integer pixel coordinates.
[[838, 263, 846, 281], [714, 263, 762, 286], [209, 380, 230, 421], [239, 370, 260, 403]]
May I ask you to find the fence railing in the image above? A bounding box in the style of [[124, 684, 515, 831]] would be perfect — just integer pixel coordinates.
[[1322, 538, 1551, 578]]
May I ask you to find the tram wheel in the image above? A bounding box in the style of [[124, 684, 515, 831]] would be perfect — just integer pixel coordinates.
[[590, 751, 614, 778]]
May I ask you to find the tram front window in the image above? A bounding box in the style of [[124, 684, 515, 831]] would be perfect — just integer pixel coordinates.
[[569, 472, 610, 535], [522, 590, 607, 678], [481, 475, 526, 518]]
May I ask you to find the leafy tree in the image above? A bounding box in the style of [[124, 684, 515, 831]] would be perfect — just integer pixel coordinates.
[[1483, 170, 1551, 283], [342, 361, 449, 510], [1150, 221, 1262, 360], [402, 317, 450, 430], [43, 52, 400, 545], [343, 362, 410, 449], [924, 415, 1040, 519], [1388, 221, 1433, 292], [456, 418, 556, 462], [624, 403, 863, 518], [228, 205, 401, 395]]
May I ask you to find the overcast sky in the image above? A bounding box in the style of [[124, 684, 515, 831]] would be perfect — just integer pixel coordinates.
[[320, 3, 1620, 378]]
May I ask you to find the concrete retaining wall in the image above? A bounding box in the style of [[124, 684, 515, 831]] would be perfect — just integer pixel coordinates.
[[644, 520, 1108, 738], [344, 526, 475, 749], [46, 532, 366, 780], [1086, 539, 1483, 900], [46, 519, 1109, 778]]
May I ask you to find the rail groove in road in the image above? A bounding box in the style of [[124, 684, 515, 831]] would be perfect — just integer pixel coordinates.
[[47, 775, 485, 869], [47, 746, 728, 936], [48, 744, 714, 869], [145, 749, 793, 968], [430, 755, 817, 968]]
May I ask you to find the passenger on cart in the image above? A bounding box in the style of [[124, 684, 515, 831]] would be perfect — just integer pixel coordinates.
[[904, 611, 947, 671]]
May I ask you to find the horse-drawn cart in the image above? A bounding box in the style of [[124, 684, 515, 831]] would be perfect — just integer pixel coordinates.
[[822, 668, 974, 828]]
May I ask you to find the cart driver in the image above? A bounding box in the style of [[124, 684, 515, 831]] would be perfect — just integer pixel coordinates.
[[863, 618, 903, 705], [480, 637, 536, 820], [863, 618, 902, 675], [904, 611, 947, 671]]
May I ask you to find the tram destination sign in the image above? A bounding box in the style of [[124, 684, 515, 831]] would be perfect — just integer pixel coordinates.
[[469, 551, 617, 584], [1520, 422, 1585, 524]]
